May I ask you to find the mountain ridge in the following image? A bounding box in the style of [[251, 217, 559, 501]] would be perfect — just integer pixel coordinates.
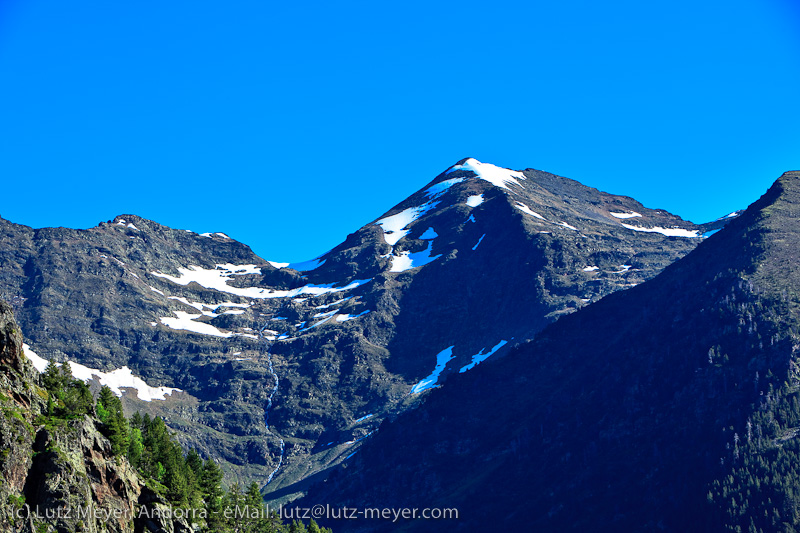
[[0, 159, 741, 504], [298, 170, 800, 531]]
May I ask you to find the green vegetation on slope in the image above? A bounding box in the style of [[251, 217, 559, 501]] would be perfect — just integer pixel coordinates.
[[40, 364, 330, 533]]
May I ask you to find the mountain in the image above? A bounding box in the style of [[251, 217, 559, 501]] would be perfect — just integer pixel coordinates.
[[0, 299, 328, 533], [299, 171, 800, 531], [0, 158, 734, 501]]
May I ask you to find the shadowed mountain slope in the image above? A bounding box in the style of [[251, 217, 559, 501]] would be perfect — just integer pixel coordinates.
[[300, 171, 800, 532]]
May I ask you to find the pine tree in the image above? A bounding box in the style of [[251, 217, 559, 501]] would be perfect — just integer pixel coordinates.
[[201, 458, 225, 532], [130, 411, 143, 431], [96, 385, 129, 455], [62, 378, 92, 417], [97, 385, 116, 416], [164, 449, 189, 507], [289, 521, 307, 533], [57, 362, 74, 391], [245, 481, 263, 508], [186, 449, 204, 479], [41, 359, 62, 393], [223, 483, 245, 530], [95, 401, 109, 423], [154, 461, 166, 482], [128, 427, 144, 468]]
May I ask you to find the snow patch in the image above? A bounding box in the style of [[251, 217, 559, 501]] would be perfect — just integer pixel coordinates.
[[472, 234, 486, 251], [515, 202, 545, 220], [315, 297, 352, 310], [424, 178, 465, 198], [446, 158, 525, 190], [299, 314, 336, 332], [167, 297, 250, 317], [312, 309, 338, 319], [23, 344, 179, 401], [466, 194, 484, 207], [74, 365, 180, 401], [376, 202, 440, 246], [335, 310, 370, 322], [714, 211, 741, 222], [557, 221, 578, 231], [353, 414, 374, 424], [411, 346, 455, 394], [609, 211, 642, 219], [151, 263, 369, 299], [22, 344, 49, 373], [583, 266, 599, 272], [159, 311, 234, 337], [621, 223, 700, 238], [390, 241, 441, 273]]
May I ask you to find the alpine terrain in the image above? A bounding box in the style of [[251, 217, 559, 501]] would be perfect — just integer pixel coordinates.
[[0, 158, 737, 511], [300, 171, 800, 532]]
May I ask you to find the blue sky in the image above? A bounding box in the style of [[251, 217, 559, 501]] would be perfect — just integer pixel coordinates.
[[1, 0, 798, 262]]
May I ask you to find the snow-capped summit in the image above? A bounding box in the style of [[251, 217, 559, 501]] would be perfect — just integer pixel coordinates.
[[446, 157, 526, 190], [0, 158, 740, 500]]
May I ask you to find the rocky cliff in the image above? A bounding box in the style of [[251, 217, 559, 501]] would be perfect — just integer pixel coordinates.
[[0, 300, 189, 533]]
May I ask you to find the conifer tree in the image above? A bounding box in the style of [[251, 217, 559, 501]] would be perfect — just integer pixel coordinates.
[[41, 359, 63, 393], [201, 458, 225, 531], [128, 427, 144, 468], [96, 385, 129, 455], [186, 449, 203, 479]]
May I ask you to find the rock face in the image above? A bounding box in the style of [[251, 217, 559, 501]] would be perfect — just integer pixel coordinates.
[[0, 299, 46, 532], [0, 301, 188, 533], [0, 159, 737, 499], [24, 416, 142, 533]]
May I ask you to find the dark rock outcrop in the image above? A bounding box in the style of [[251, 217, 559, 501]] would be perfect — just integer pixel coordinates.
[[0, 300, 190, 532]]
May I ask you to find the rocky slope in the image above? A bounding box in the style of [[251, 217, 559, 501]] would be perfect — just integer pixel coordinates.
[[299, 171, 800, 531], [0, 158, 736, 500], [0, 300, 189, 533]]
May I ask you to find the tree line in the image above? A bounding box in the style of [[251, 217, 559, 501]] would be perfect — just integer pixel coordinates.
[[41, 359, 330, 533]]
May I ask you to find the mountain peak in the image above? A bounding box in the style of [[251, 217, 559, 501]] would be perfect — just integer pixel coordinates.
[[110, 214, 146, 231], [444, 158, 526, 190]]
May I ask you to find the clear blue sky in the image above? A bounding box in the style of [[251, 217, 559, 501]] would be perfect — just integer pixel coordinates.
[[1, 0, 798, 262]]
